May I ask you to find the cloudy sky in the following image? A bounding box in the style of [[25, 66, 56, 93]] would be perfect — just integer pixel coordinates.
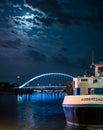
[[0, 0, 103, 83]]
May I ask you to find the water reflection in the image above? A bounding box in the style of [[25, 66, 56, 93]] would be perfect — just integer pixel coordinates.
[[0, 93, 103, 130], [17, 92, 66, 103], [17, 92, 66, 130]]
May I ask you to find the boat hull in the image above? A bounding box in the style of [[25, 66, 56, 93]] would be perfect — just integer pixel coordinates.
[[62, 95, 103, 127]]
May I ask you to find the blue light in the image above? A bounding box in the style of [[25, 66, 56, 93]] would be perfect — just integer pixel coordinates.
[[19, 73, 74, 88]]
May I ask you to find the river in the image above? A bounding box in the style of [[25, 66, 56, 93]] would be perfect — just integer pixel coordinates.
[[0, 92, 102, 130]]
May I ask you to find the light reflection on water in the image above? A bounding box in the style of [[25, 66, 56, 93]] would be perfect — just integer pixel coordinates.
[[0, 92, 67, 130], [0, 92, 103, 130], [17, 92, 65, 103], [17, 92, 66, 130]]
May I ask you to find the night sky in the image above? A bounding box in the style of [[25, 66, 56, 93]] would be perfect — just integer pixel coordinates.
[[0, 0, 103, 83]]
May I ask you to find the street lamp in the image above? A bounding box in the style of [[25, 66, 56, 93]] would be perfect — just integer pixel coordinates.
[[17, 75, 20, 86]]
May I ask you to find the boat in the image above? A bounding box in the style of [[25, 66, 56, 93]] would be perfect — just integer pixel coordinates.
[[62, 62, 103, 127]]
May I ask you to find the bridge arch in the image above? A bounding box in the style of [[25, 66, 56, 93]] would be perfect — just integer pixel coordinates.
[[19, 73, 74, 88]]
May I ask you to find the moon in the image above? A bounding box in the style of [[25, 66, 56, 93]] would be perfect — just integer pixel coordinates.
[[24, 12, 34, 20]]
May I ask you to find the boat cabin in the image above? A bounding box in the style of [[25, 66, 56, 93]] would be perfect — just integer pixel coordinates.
[[73, 62, 103, 95], [94, 62, 103, 77]]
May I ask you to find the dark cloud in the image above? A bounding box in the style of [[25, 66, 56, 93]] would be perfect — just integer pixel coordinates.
[[28, 49, 47, 62], [0, 0, 7, 4], [24, 0, 103, 27], [1, 0, 102, 29], [0, 38, 22, 49], [60, 48, 69, 53], [35, 16, 54, 26], [8, 0, 24, 5], [51, 53, 71, 67], [25, 0, 61, 16], [25, 0, 72, 26]]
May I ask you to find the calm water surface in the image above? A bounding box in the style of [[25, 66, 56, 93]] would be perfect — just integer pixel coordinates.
[[0, 92, 102, 130]]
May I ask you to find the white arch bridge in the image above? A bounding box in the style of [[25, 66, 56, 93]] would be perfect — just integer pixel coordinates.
[[19, 73, 73, 90]]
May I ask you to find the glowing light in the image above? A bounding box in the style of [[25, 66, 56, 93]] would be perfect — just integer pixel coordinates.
[[19, 73, 74, 88], [23, 13, 34, 20]]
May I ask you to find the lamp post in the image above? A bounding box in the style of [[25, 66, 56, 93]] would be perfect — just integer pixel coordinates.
[[17, 75, 20, 87]]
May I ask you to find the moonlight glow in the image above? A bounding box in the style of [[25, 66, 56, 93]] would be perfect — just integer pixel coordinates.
[[23, 12, 34, 20]]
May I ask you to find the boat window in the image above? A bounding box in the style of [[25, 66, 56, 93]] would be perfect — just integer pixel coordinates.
[[84, 70, 90, 77], [98, 67, 103, 76], [81, 79, 88, 82]]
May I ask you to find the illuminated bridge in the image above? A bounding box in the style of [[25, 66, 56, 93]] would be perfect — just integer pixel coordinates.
[[19, 73, 73, 90]]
